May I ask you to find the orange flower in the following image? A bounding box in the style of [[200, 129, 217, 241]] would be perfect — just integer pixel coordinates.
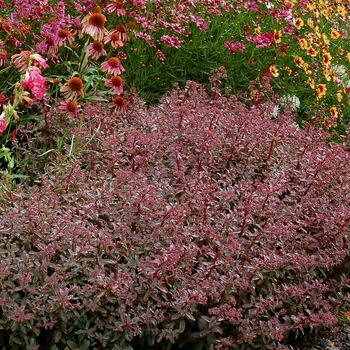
[[306, 77, 315, 89], [331, 29, 340, 40], [285, 67, 292, 76]]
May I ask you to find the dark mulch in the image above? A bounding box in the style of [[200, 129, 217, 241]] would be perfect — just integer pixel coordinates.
[[285, 315, 350, 350]]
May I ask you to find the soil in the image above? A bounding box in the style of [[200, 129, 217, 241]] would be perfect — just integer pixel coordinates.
[[285, 313, 350, 350]]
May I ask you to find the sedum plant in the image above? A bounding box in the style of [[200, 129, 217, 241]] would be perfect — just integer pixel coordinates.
[[0, 74, 349, 349]]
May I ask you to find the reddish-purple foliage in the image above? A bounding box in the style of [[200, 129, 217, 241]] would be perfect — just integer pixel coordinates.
[[1, 79, 350, 349]]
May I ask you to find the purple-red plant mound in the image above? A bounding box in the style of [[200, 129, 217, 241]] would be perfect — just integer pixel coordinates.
[[1, 81, 350, 349]]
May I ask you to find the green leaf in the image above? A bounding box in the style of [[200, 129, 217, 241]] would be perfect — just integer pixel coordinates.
[[53, 330, 62, 343], [67, 340, 79, 350]]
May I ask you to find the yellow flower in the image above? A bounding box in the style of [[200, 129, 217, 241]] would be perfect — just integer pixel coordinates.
[[273, 30, 282, 44], [321, 9, 329, 19], [347, 52, 350, 62], [337, 5, 346, 17], [285, 67, 292, 76], [303, 63, 312, 75], [331, 29, 340, 40], [299, 38, 308, 49], [307, 77, 315, 89], [322, 52, 332, 66], [314, 84, 327, 100], [336, 91, 343, 102], [295, 17, 304, 29], [307, 18, 314, 29], [323, 68, 332, 81], [321, 33, 330, 46], [330, 106, 338, 118], [294, 55, 304, 68], [338, 47, 344, 55], [269, 65, 279, 77], [307, 46, 318, 57]]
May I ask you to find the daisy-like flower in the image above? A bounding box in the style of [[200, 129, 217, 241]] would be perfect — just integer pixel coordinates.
[[273, 30, 282, 43], [330, 106, 338, 118], [269, 65, 279, 77], [113, 24, 128, 41], [11, 51, 32, 73], [86, 41, 107, 59], [106, 0, 126, 16], [105, 76, 123, 95], [306, 46, 317, 57], [293, 55, 304, 68], [60, 77, 84, 100], [314, 83, 327, 100], [126, 21, 138, 33], [322, 52, 332, 66], [331, 28, 340, 40], [59, 100, 80, 116], [0, 47, 8, 67], [57, 29, 74, 47], [104, 30, 124, 49], [81, 13, 108, 41], [108, 96, 127, 111], [101, 57, 125, 75], [299, 38, 308, 49], [294, 17, 304, 29]]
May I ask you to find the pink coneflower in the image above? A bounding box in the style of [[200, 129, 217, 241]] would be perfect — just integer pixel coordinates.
[[56, 29, 74, 47], [114, 24, 128, 41], [59, 100, 80, 116], [11, 51, 32, 73], [104, 30, 124, 49], [101, 57, 125, 75], [0, 47, 8, 67], [86, 41, 107, 59], [105, 76, 123, 94], [81, 13, 108, 41], [106, 0, 127, 16], [60, 77, 84, 100], [108, 96, 127, 111]]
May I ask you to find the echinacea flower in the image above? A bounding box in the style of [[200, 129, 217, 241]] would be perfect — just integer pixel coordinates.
[[57, 29, 74, 47], [101, 57, 125, 75], [86, 41, 107, 59], [104, 31, 124, 49], [0, 47, 8, 67], [81, 13, 108, 41], [114, 24, 128, 41], [108, 96, 127, 111], [59, 100, 80, 116], [105, 76, 123, 94], [106, 0, 126, 16], [60, 77, 84, 100], [11, 51, 32, 73]]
